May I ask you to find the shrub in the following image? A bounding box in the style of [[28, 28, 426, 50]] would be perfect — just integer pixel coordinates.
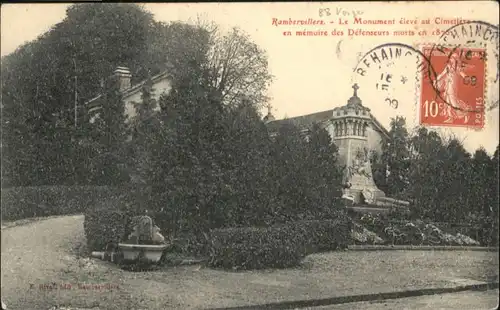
[[296, 218, 352, 254], [146, 210, 176, 236], [208, 218, 352, 270], [168, 232, 212, 258], [140, 210, 210, 257], [208, 225, 307, 270], [83, 195, 132, 252], [473, 216, 499, 247], [1, 186, 119, 221]]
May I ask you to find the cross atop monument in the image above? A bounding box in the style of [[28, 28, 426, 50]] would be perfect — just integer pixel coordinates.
[[346, 83, 363, 108], [352, 83, 359, 97]]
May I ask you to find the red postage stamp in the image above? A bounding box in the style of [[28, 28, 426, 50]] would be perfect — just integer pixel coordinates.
[[419, 46, 486, 129]]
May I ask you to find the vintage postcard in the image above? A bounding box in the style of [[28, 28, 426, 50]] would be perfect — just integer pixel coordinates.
[[1, 2, 498, 310]]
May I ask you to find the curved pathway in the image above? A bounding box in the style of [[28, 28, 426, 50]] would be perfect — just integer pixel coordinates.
[[1, 215, 135, 310]]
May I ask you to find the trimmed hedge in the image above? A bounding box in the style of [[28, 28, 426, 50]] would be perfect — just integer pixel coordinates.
[[209, 225, 307, 270], [83, 195, 132, 252], [1, 186, 119, 221], [208, 218, 352, 270], [298, 219, 352, 254]]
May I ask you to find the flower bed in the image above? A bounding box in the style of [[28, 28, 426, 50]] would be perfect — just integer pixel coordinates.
[[351, 222, 385, 245], [355, 213, 481, 246]]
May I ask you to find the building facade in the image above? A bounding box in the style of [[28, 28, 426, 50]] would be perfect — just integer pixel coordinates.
[[266, 84, 409, 212], [85, 68, 408, 212], [85, 67, 172, 123]]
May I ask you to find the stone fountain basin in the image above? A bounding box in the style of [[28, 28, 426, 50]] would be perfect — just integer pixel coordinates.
[[118, 243, 169, 263]]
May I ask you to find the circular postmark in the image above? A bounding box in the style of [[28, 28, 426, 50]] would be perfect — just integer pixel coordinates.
[[352, 42, 437, 113], [429, 21, 499, 112]]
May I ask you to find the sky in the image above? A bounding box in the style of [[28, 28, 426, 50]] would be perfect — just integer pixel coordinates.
[[1, 2, 499, 154]]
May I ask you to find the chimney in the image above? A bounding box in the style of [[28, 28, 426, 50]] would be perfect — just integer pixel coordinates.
[[114, 66, 132, 91], [263, 103, 275, 123]]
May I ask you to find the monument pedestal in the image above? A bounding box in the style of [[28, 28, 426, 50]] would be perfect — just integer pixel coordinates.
[[334, 84, 410, 214], [343, 179, 410, 214], [344, 170, 386, 204]]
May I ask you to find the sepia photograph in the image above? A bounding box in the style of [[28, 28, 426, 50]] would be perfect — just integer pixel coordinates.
[[1, 2, 499, 309]]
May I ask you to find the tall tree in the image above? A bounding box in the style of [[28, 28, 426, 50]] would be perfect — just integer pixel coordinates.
[[148, 57, 229, 235], [63, 3, 155, 101], [468, 145, 499, 245], [438, 137, 472, 222], [1, 3, 155, 186], [1, 46, 40, 186], [144, 19, 273, 110], [382, 116, 410, 198], [203, 24, 274, 108], [128, 76, 159, 186], [490, 145, 500, 245], [2, 3, 273, 187], [407, 127, 447, 220], [370, 150, 388, 193], [88, 76, 129, 185], [218, 99, 273, 226], [149, 22, 212, 82], [268, 122, 310, 222], [469, 148, 494, 217], [305, 123, 343, 218]]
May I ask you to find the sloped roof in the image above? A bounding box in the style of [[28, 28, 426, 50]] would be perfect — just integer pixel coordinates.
[[267, 108, 389, 139], [371, 116, 390, 138], [266, 110, 333, 131], [267, 84, 390, 138]]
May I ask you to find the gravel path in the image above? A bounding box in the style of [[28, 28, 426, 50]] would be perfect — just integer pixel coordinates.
[[312, 289, 499, 310], [1, 215, 498, 310], [1, 215, 137, 310]]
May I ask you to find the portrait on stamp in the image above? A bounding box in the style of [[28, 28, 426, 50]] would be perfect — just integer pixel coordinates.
[[420, 46, 486, 128]]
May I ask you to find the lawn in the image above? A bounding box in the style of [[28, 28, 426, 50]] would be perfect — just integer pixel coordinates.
[[53, 248, 499, 309]]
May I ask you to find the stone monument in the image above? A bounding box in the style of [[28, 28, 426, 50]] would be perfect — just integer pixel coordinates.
[[331, 84, 409, 212], [265, 84, 410, 213]]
